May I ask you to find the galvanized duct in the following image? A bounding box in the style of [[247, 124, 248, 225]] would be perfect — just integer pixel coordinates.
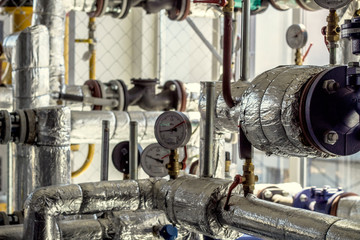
[[0, 86, 13, 111], [70, 111, 200, 144], [32, 0, 66, 94], [154, 176, 243, 239], [337, 196, 360, 222], [218, 194, 360, 240], [23, 179, 157, 240], [240, 65, 330, 157]]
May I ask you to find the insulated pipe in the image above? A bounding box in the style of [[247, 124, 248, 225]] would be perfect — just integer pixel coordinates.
[[219, 194, 360, 239], [337, 196, 360, 222], [240, 0, 251, 81], [2, 210, 170, 240], [23, 179, 157, 240], [0, 86, 13, 111], [70, 111, 200, 144], [32, 0, 66, 94], [3, 25, 54, 211]]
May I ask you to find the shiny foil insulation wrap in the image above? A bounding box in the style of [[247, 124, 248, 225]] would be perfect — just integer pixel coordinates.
[[154, 176, 242, 239], [240, 65, 330, 158]]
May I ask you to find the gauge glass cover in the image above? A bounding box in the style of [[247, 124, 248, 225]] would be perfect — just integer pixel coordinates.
[[286, 24, 308, 49], [141, 143, 170, 177]]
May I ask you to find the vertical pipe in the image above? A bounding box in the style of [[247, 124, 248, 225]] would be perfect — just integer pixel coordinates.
[[222, 11, 235, 108], [329, 43, 337, 65], [101, 120, 110, 181], [64, 14, 70, 85], [129, 121, 138, 180], [240, 0, 250, 81], [202, 82, 215, 177], [6, 143, 13, 214], [89, 17, 96, 80]]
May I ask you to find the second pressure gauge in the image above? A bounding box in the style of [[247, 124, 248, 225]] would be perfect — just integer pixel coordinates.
[[154, 111, 192, 150], [286, 24, 308, 49], [313, 0, 351, 9], [141, 143, 170, 177]]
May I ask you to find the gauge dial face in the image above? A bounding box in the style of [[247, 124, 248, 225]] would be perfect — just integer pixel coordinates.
[[141, 143, 170, 177], [313, 0, 351, 9], [286, 24, 308, 49], [154, 111, 192, 150]]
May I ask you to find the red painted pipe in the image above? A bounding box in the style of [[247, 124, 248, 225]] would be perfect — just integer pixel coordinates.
[[222, 11, 235, 108]]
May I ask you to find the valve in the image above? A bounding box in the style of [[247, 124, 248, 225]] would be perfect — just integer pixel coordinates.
[[341, 16, 360, 55], [159, 225, 178, 240]]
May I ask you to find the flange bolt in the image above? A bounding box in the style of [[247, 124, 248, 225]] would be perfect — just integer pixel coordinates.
[[324, 130, 338, 145]]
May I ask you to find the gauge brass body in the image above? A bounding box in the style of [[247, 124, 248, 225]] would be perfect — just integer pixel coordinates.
[[326, 10, 340, 43], [166, 149, 182, 179], [242, 158, 258, 196], [295, 49, 303, 65]]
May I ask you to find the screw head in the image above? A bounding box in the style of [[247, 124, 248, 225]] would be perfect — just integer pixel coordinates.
[[324, 130, 339, 145], [322, 79, 340, 93], [264, 190, 273, 199], [169, 84, 177, 91], [300, 194, 308, 203]]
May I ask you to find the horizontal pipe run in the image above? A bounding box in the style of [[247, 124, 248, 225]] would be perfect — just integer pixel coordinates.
[[23, 179, 159, 240], [1, 210, 169, 240], [70, 111, 200, 144], [219, 194, 360, 239]]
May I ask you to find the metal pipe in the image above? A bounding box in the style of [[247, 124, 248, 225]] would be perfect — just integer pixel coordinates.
[[101, 120, 110, 181], [32, 0, 66, 94], [23, 179, 157, 240], [330, 42, 337, 65], [70, 111, 200, 144], [337, 196, 360, 222], [222, 11, 235, 108], [3, 25, 53, 210], [186, 18, 223, 64], [202, 82, 215, 177], [2, 210, 170, 240], [129, 121, 138, 180], [219, 194, 360, 239], [240, 0, 251, 81]]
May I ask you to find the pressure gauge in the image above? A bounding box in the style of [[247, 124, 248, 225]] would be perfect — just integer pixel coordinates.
[[112, 141, 142, 174], [313, 0, 351, 9], [154, 111, 192, 150], [140, 143, 170, 177], [286, 24, 308, 49]]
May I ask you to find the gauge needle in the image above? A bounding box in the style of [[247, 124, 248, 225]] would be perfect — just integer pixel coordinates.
[[160, 121, 185, 132], [148, 156, 164, 164]]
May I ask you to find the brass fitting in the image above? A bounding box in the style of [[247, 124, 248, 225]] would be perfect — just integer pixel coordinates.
[[223, 0, 234, 12], [225, 160, 231, 173], [326, 10, 340, 43], [242, 158, 258, 196], [295, 49, 303, 66], [166, 149, 182, 179]]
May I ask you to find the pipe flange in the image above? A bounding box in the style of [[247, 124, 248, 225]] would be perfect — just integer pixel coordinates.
[[98, 0, 109, 17], [164, 80, 184, 111], [300, 66, 360, 156], [168, 0, 191, 21], [84, 79, 103, 110], [88, 0, 105, 18], [109, 80, 125, 111], [175, 80, 187, 111], [24, 109, 36, 144], [15, 110, 27, 144], [117, 80, 129, 111], [117, 0, 132, 19], [0, 110, 10, 144], [268, 0, 289, 11], [329, 192, 358, 216], [0, 212, 9, 225]]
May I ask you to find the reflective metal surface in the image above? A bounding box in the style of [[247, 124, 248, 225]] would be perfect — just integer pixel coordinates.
[[337, 196, 360, 222]]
